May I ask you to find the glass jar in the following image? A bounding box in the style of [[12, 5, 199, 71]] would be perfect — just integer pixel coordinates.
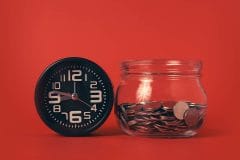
[[115, 59, 207, 137]]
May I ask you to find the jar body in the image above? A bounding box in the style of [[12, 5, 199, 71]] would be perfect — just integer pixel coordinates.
[[115, 60, 207, 137]]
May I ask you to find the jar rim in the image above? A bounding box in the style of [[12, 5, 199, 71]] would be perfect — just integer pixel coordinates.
[[122, 59, 202, 66], [121, 59, 202, 75]]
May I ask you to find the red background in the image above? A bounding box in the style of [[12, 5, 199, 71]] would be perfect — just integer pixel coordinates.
[[0, 0, 239, 159]]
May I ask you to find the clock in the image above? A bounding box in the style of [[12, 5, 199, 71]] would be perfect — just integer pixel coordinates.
[[35, 57, 114, 136]]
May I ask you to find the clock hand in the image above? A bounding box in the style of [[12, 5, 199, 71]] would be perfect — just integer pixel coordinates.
[[76, 97, 92, 108], [51, 91, 72, 97], [52, 90, 92, 108], [61, 95, 72, 101], [73, 82, 76, 94], [71, 82, 91, 107], [51, 91, 72, 102]]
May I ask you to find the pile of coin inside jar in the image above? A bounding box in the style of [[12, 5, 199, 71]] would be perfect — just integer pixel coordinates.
[[116, 101, 206, 136]]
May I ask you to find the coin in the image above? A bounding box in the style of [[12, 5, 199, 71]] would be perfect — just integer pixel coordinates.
[[135, 126, 149, 131], [149, 116, 159, 121], [140, 121, 153, 126], [119, 114, 128, 126], [151, 111, 162, 116], [144, 107, 155, 112], [116, 101, 205, 136], [136, 111, 149, 116], [184, 108, 200, 127], [120, 105, 126, 112], [173, 101, 189, 120], [128, 120, 138, 126], [164, 120, 181, 126], [126, 109, 135, 115], [161, 115, 176, 121], [134, 118, 146, 122]]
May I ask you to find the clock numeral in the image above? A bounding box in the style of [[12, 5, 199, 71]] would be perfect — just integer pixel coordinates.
[[48, 91, 60, 104], [60, 70, 88, 82], [68, 70, 71, 81], [91, 104, 97, 112], [61, 112, 68, 120], [84, 73, 88, 81], [84, 112, 91, 119], [71, 70, 82, 81], [69, 111, 82, 123], [61, 111, 91, 123], [53, 105, 61, 112], [90, 81, 97, 89], [90, 81, 102, 103], [90, 90, 102, 103], [52, 82, 61, 90], [60, 74, 66, 82]]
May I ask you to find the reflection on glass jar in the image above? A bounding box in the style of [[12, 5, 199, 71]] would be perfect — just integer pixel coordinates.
[[115, 59, 207, 137]]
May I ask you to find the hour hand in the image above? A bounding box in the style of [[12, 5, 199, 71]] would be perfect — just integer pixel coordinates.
[[52, 91, 72, 97], [60, 96, 72, 102], [51, 91, 72, 102]]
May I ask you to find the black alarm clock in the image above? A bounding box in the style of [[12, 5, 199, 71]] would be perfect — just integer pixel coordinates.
[[35, 57, 114, 136]]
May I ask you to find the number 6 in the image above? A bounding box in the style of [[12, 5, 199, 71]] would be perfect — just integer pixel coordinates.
[[69, 111, 82, 123]]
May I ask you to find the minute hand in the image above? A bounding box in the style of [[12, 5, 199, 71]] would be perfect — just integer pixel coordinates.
[[76, 97, 92, 108]]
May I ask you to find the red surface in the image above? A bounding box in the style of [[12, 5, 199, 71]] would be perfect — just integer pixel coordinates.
[[0, 0, 239, 159]]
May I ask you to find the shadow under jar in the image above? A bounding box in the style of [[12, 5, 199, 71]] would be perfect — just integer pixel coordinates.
[[115, 59, 207, 137]]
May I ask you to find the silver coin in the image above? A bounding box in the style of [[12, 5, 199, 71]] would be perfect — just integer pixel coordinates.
[[149, 116, 159, 121], [164, 120, 181, 126], [120, 114, 128, 126], [145, 101, 162, 108], [142, 116, 151, 121], [184, 108, 200, 127], [159, 115, 175, 121], [140, 121, 153, 126], [153, 123, 164, 128], [153, 125, 169, 131], [120, 106, 126, 113], [151, 111, 162, 116], [176, 126, 188, 130], [135, 111, 148, 116], [126, 105, 138, 110], [127, 120, 138, 126], [120, 106, 128, 118], [173, 101, 189, 120], [157, 128, 171, 132], [144, 107, 155, 112], [173, 128, 186, 132], [134, 118, 146, 122], [126, 109, 135, 115], [153, 126, 166, 131], [135, 126, 149, 131]]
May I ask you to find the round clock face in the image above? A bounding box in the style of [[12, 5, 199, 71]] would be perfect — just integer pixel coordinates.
[[35, 57, 114, 136]]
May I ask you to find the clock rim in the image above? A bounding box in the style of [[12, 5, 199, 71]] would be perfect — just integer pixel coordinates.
[[34, 57, 114, 136]]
